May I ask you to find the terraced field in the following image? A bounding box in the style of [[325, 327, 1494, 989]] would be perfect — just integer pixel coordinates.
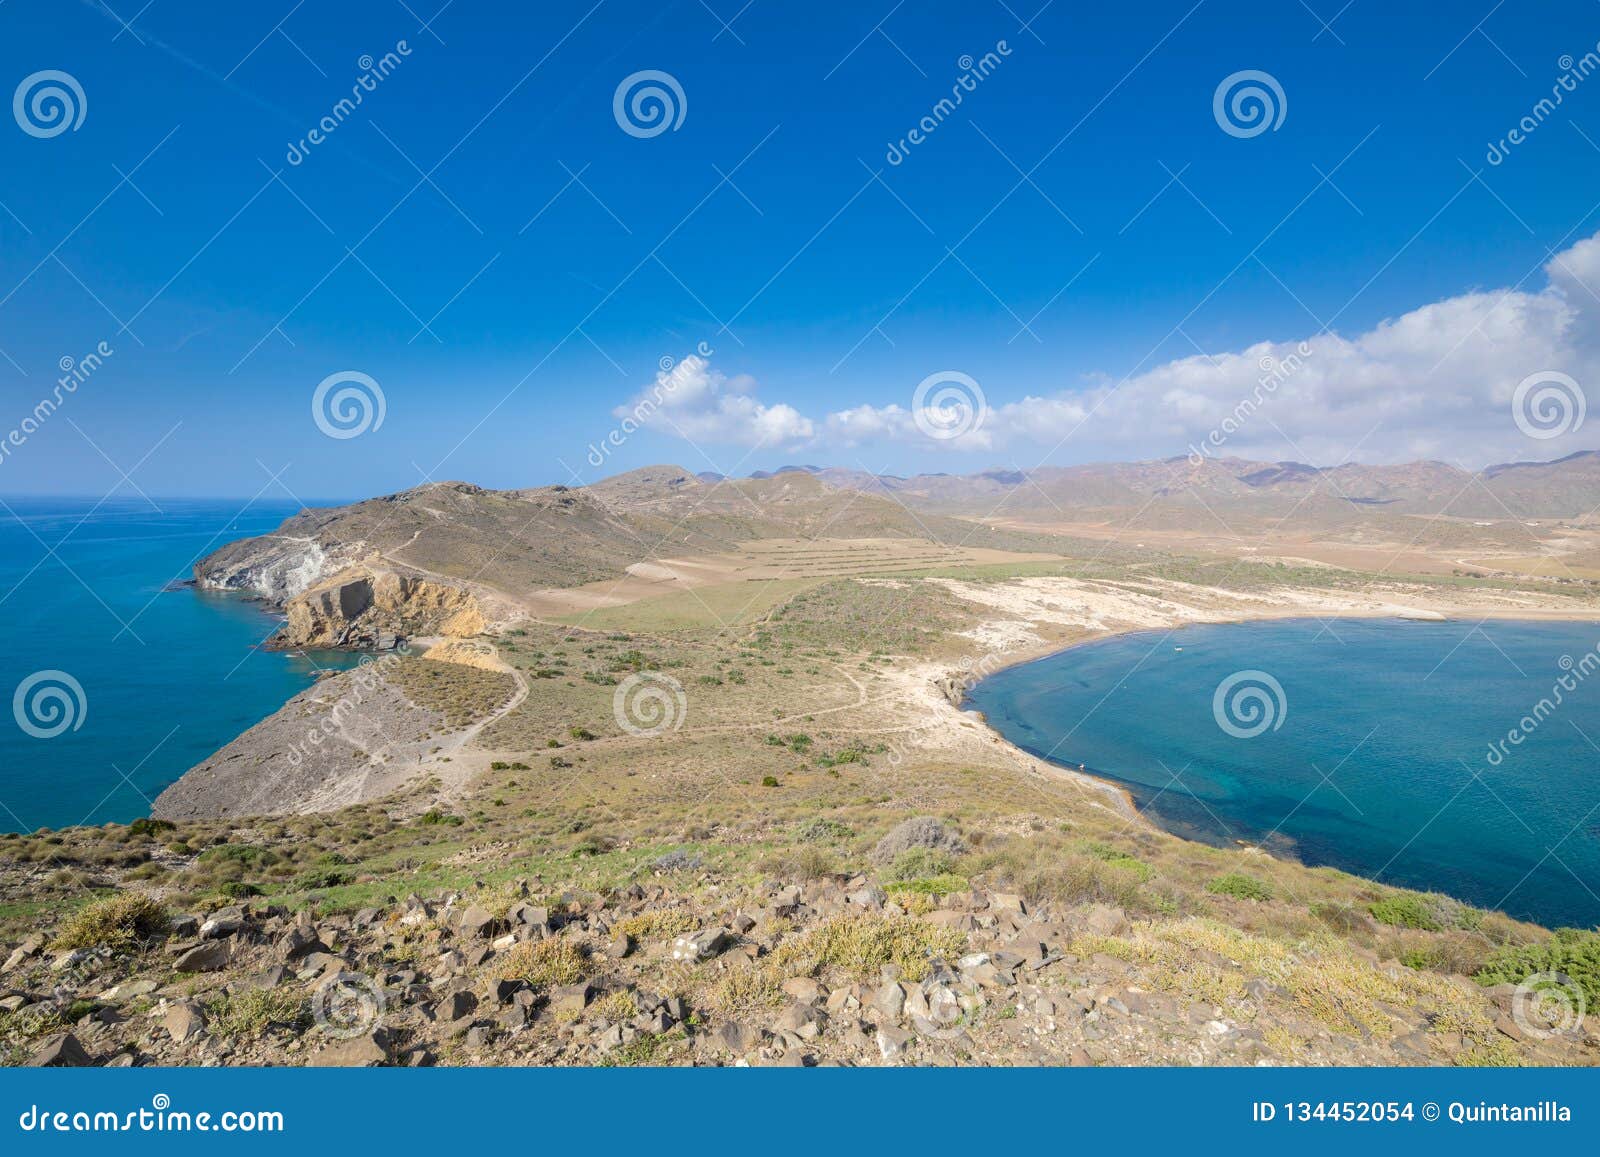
[[525, 537, 1062, 626]]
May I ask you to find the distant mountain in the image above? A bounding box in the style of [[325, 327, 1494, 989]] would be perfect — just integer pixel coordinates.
[[194, 465, 1066, 607], [800, 452, 1600, 521]]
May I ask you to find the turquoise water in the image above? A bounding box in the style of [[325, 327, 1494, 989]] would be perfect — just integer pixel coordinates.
[[965, 618, 1600, 929], [0, 497, 363, 832]]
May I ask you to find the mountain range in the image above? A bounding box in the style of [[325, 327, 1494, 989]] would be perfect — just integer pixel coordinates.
[[708, 451, 1600, 521]]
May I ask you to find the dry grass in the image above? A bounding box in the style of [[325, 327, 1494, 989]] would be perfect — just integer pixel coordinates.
[[702, 912, 966, 1016], [207, 988, 308, 1038], [387, 659, 515, 728], [1075, 916, 1506, 1052], [590, 989, 638, 1022], [51, 892, 169, 952], [768, 911, 966, 983], [497, 936, 592, 987], [613, 909, 699, 942]]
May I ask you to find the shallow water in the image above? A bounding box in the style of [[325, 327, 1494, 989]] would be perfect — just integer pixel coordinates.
[[0, 497, 363, 831], [965, 617, 1600, 929]]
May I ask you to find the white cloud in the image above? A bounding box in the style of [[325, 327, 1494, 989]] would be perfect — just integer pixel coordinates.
[[630, 230, 1600, 467], [614, 354, 814, 447]]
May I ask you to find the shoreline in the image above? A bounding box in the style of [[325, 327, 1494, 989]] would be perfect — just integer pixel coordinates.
[[939, 601, 1600, 859]]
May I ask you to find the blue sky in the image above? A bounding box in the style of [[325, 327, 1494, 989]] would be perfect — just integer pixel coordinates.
[[3, 0, 1600, 497]]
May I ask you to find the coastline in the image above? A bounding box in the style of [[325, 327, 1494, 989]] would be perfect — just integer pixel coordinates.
[[934, 598, 1600, 853]]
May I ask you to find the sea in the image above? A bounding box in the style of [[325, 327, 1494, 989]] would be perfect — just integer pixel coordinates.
[[0, 497, 363, 833], [965, 617, 1600, 929]]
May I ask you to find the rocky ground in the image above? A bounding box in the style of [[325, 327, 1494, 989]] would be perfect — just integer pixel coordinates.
[[4, 816, 1596, 1069]]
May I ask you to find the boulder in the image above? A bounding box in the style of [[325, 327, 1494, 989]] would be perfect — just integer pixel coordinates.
[[27, 1033, 92, 1067], [200, 907, 246, 939], [455, 906, 500, 940], [309, 1029, 391, 1067], [874, 982, 907, 1020], [710, 1020, 761, 1054], [549, 982, 593, 1014], [2, 935, 43, 973], [247, 965, 289, 991], [276, 924, 328, 961], [1080, 905, 1130, 937], [781, 977, 824, 1004], [875, 1024, 915, 1061], [172, 941, 229, 972], [670, 928, 727, 963], [436, 991, 477, 1022], [509, 903, 550, 928], [163, 1001, 208, 1043], [771, 1002, 824, 1040]]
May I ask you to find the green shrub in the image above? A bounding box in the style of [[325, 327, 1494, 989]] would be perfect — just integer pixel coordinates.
[[1400, 946, 1437, 970], [884, 847, 955, 883], [796, 818, 852, 842], [1311, 902, 1369, 933], [291, 868, 352, 891], [888, 873, 969, 897], [199, 843, 274, 867], [1017, 854, 1150, 911], [1476, 929, 1600, 1007], [127, 818, 175, 838], [1207, 873, 1273, 902], [760, 775, 780, 788], [1369, 894, 1443, 930]]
